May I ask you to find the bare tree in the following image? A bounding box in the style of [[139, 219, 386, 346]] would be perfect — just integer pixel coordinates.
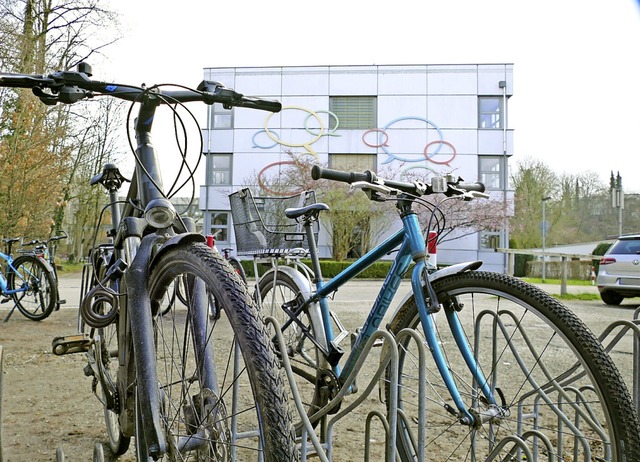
[[0, 0, 120, 253]]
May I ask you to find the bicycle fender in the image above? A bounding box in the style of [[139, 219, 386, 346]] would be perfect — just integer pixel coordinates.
[[260, 265, 314, 299], [150, 232, 206, 268], [391, 260, 483, 321], [35, 255, 56, 275]]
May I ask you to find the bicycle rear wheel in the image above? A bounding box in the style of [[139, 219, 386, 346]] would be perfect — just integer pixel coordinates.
[[258, 270, 321, 417], [142, 242, 296, 461], [386, 270, 640, 461], [8, 255, 57, 321]]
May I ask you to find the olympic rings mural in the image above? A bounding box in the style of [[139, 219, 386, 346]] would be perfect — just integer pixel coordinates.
[[252, 106, 457, 194]]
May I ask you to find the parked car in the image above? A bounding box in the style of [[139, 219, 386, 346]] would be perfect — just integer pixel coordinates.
[[597, 234, 640, 305]]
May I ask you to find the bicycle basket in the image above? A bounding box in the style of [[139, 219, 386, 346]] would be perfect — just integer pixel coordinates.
[[229, 188, 318, 257]]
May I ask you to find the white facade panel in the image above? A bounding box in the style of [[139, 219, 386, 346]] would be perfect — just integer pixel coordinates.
[[477, 64, 512, 95], [204, 129, 234, 153], [478, 129, 509, 154], [378, 66, 427, 95], [377, 95, 428, 124], [204, 69, 236, 87], [234, 105, 278, 129], [328, 131, 377, 154], [448, 153, 479, 181], [428, 95, 478, 129], [279, 97, 331, 128], [235, 67, 283, 95], [439, 129, 478, 154], [199, 186, 231, 210], [427, 65, 478, 95], [282, 67, 329, 96], [329, 66, 378, 95], [233, 128, 281, 154]]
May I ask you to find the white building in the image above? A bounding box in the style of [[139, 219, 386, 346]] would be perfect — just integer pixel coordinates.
[[199, 64, 514, 273]]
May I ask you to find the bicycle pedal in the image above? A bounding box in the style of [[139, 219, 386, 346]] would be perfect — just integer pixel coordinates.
[[52, 334, 92, 355]]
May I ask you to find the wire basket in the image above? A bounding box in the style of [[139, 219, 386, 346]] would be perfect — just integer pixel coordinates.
[[229, 188, 319, 257]]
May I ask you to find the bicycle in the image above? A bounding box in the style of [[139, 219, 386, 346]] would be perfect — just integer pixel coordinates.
[[244, 165, 640, 461], [0, 237, 58, 322], [1, 63, 296, 460], [21, 231, 68, 309]]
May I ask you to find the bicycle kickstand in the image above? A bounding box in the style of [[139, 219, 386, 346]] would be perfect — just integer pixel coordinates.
[[2, 302, 19, 322]]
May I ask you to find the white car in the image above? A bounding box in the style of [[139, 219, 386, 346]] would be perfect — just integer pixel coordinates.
[[597, 234, 640, 305]]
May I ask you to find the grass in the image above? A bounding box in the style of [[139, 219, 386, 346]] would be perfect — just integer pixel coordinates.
[[553, 293, 600, 301], [521, 277, 594, 286], [56, 261, 85, 274], [521, 277, 601, 300]]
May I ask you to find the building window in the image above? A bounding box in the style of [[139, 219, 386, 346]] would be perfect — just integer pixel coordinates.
[[478, 96, 503, 129], [329, 96, 377, 129], [480, 231, 502, 250], [211, 211, 230, 243], [208, 102, 233, 129], [478, 156, 505, 190], [329, 154, 377, 172], [207, 153, 232, 186]]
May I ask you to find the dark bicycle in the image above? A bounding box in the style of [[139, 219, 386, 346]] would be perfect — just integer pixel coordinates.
[[1, 63, 295, 460]]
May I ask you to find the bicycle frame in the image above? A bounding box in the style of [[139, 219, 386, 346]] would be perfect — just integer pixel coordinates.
[[0, 251, 36, 296], [285, 198, 497, 425]]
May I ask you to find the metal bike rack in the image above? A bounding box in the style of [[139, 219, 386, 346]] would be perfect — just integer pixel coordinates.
[[265, 317, 401, 462], [596, 306, 640, 415]]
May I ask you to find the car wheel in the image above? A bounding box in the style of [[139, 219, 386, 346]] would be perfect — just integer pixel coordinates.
[[600, 291, 624, 305]]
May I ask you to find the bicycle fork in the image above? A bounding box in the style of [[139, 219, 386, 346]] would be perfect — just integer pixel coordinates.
[[402, 211, 502, 428]]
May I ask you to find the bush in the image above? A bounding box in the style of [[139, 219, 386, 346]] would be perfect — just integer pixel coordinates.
[[514, 254, 534, 277], [591, 242, 612, 274]]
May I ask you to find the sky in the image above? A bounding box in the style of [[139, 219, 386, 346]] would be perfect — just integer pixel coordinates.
[[101, 0, 640, 194]]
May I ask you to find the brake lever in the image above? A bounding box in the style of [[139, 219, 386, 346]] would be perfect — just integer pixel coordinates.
[[32, 87, 59, 105]]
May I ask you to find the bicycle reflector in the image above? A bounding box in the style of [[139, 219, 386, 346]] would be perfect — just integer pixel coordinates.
[[144, 198, 177, 229]]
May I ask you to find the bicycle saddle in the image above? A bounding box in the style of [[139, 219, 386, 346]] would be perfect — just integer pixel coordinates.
[[285, 203, 329, 220]]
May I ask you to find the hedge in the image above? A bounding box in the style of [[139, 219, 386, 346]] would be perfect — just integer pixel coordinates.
[[237, 258, 414, 280]]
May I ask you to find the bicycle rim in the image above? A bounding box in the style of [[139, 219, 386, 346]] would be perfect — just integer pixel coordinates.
[[146, 242, 295, 461], [387, 271, 640, 461]]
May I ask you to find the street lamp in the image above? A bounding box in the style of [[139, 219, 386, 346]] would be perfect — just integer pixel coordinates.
[[541, 196, 551, 282]]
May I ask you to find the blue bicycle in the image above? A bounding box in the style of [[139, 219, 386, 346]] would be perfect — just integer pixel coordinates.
[[247, 165, 640, 461], [1, 237, 58, 321]]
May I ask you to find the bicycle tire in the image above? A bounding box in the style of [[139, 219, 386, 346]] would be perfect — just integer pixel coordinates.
[[228, 257, 247, 283], [386, 270, 640, 461], [142, 242, 296, 461], [7, 255, 57, 321], [258, 270, 321, 417]]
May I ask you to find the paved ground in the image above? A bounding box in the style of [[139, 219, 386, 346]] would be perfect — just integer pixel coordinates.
[[55, 271, 601, 312]]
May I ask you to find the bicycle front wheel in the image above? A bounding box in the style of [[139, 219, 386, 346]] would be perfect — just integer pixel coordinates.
[[8, 255, 57, 321], [143, 242, 296, 461], [386, 270, 640, 461]]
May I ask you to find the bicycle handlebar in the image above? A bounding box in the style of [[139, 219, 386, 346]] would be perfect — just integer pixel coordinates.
[[311, 165, 485, 198], [0, 64, 282, 112]]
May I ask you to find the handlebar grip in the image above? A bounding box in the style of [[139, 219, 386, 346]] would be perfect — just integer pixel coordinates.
[[457, 182, 486, 193], [0, 73, 53, 88], [237, 97, 282, 113], [311, 165, 375, 184]]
